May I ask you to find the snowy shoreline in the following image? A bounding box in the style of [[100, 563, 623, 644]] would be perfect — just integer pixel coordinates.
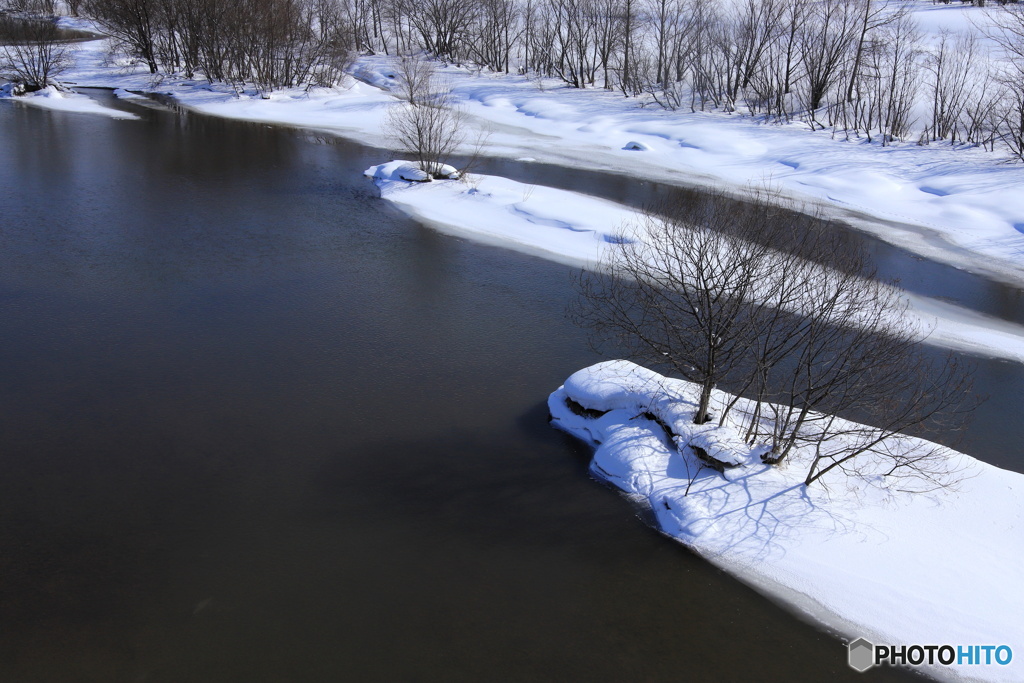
[[7, 27, 1024, 361], [364, 161, 1024, 365], [550, 360, 1024, 683], [2, 14, 1020, 291]]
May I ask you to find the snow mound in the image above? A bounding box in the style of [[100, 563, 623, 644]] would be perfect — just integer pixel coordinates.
[[366, 160, 460, 182], [0, 84, 140, 120], [622, 140, 650, 151], [112, 88, 146, 100]]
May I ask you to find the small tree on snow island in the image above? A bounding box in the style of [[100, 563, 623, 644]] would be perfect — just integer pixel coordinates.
[[386, 54, 466, 179], [573, 189, 979, 488]]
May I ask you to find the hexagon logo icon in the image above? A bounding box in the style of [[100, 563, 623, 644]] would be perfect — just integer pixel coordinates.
[[848, 637, 875, 672]]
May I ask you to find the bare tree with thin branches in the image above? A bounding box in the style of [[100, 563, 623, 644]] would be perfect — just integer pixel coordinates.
[[0, 16, 72, 90], [387, 54, 465, 177], [573, 190, 978, 487]]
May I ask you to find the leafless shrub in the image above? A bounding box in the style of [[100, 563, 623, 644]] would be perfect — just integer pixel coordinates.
[[386, 54, 465, 176], [0, 16, 71, 89]]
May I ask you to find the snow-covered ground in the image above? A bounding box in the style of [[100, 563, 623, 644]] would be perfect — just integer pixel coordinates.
[[550, 359, 1024, 683], [18, 9, 1022, 292]]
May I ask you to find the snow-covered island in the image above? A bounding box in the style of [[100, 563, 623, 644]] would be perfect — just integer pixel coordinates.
[[364, 161, 1024, 366], [550, 359, 1023, 683]]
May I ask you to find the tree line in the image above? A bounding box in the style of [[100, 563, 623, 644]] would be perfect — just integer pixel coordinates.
[[342, 0, 1024, 160], [6, 0, 1024, 157]]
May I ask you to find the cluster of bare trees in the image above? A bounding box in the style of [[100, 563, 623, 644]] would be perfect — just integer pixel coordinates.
[[78, 0, 355, 89], [8, 0, 1024, 158], [338, 0, 1024, 159], [573, 191, 975, 487]]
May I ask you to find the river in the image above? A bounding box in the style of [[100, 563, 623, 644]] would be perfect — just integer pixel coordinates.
[[1, 92, 1011, 681]]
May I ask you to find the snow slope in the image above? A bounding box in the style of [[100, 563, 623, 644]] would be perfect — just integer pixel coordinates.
[[550, 360, 1024, 683]]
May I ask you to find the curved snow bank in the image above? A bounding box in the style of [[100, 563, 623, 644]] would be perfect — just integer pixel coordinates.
[[366, 161, 1024, 365], [36, 20, 1024, 285], [0, 85, 139, 120], [364, 161, 638, 267], [550, 360, 1024, 683]]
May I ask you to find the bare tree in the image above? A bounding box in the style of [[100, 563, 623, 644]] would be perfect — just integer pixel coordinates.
[[982, 3, 1024, 159], [83, 0, 161, 73], [574, 191, 788, 425], [387, 54, 465, 176], [573, 190, 977, 487], [798, 0, 857, 118], [0, 16, 72, 90]]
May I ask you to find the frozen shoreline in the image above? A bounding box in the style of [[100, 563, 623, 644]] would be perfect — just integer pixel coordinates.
[[550, 360, 1024, 683]]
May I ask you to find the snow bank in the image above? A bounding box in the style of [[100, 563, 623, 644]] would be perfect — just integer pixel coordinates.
[[366, 160, 1024, 365], [551, 360, 1024, 683], [43, 14, 1024, 289], [0, 84, 139, 120], [364, 161, 636, 267]]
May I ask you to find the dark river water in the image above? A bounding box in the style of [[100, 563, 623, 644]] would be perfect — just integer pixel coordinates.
[[0, 92, 1012, 682]]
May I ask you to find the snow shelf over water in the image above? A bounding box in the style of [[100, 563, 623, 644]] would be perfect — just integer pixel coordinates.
[[550, 360, 1024, 683], [365, 162, 1024, 366]]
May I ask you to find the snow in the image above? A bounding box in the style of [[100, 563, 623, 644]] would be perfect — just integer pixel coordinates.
[[365, 161, 636, 266], [551, 360, 1024, 683], [0, 84, 139, 120], [31, 8, 1024, 290], [365, 160, 1024, 364]]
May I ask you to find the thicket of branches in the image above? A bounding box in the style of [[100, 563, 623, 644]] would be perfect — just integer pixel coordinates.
[[337, 0, 1024, 160], [0, 15, 72, 88], [73, 0, 356, 90], [386, 54, 466, 176], [573, 191, 977, 487]]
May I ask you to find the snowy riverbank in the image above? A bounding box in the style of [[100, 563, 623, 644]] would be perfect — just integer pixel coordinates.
[[9, 30, 1024, 364], [21, 11, 1023, 290], [550, 359, 1024, 683]]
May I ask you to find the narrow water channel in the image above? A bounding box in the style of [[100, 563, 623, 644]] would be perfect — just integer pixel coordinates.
[[0, 94, 1005, 682]]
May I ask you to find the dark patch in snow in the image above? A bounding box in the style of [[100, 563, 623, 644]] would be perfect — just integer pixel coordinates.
[[920, 186, 949, 197], [564, 396, 607, 419], [688, 444, 736, 472]]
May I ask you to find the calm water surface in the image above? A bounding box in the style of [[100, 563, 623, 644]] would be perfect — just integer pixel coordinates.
[[0, 94, 1009, 682]]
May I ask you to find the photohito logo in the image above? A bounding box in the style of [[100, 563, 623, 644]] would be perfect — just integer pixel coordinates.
[[848, 638, 1013, 672]]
